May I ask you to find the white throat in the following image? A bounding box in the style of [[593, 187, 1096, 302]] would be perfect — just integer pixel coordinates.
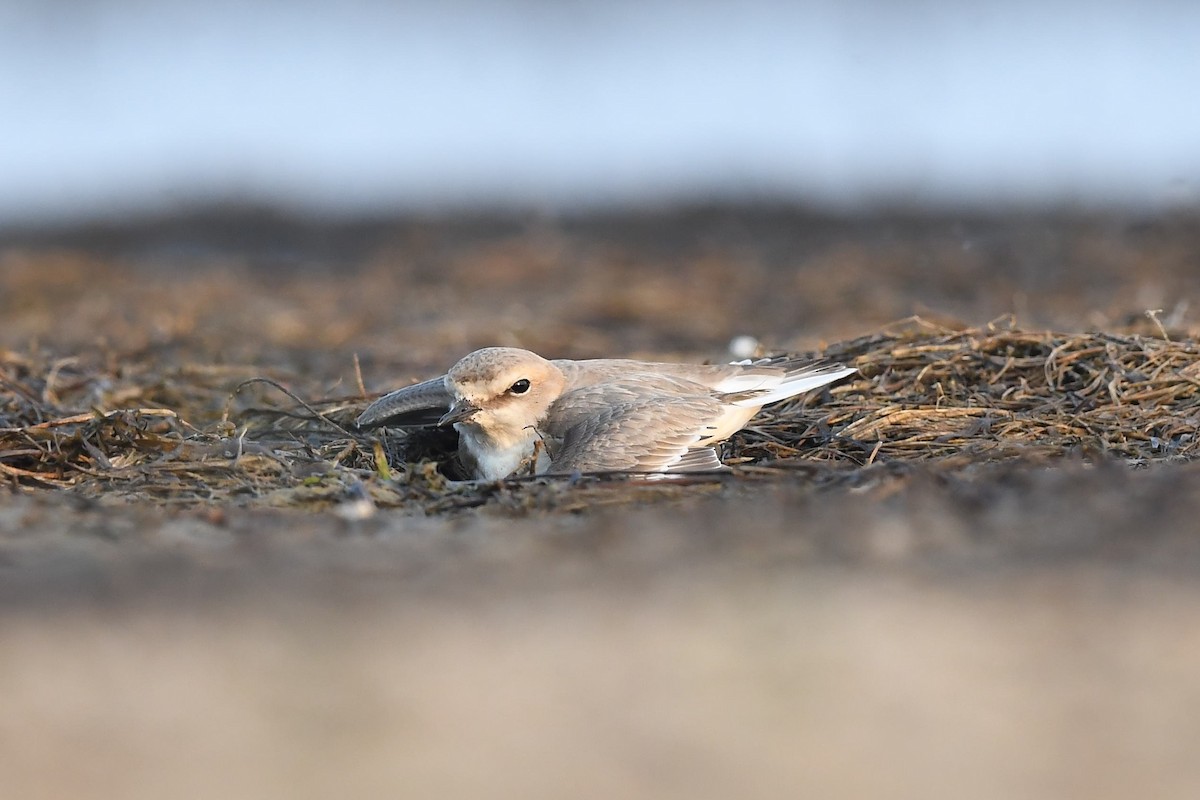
[[455, 422, 548, 480]]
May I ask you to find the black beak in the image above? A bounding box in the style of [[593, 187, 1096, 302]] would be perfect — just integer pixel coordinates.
[[438, 401, 480, 427]]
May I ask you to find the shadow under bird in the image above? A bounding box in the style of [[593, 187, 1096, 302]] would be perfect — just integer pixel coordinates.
[[356, 347, 856, 480]]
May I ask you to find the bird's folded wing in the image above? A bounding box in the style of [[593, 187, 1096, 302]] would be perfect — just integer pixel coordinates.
[[547, 392, 729, 475], [356, 375, 451, 428]]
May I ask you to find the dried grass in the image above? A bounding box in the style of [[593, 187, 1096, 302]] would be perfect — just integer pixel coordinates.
[[3, 316, 1198, 512]]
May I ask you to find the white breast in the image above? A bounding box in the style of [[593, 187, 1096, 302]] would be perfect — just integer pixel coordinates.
[[456, 424, 548, 481]]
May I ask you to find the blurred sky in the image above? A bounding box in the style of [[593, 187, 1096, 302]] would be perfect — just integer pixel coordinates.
[[2, 0, 1198, 224]]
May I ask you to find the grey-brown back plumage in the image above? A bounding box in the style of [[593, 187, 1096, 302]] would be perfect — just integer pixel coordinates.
[[541, 380, 729, 474]]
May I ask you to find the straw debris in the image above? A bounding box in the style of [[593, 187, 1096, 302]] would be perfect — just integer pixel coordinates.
[[3, 317, 1198, 511]]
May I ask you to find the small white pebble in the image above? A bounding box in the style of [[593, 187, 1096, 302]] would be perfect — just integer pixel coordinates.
[[729, 335, 760, 360]]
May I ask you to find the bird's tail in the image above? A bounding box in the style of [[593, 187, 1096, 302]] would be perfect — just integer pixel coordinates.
[[727, 358, 857, 407]]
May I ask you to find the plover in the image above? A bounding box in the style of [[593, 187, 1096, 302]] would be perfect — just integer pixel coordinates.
[[357, 347, 856, 480]]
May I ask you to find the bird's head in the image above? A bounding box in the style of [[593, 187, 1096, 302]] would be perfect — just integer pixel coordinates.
[[440, 347, 566, 443]]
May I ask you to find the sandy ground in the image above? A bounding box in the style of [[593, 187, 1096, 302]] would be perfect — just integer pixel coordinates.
[[2, 206, 1200, 798]]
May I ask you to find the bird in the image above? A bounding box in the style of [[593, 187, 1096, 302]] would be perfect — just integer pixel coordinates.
[[356, 347, 856, 480]]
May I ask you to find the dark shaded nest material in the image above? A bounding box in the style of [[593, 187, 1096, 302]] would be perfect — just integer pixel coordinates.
[[2, 318, 1198, 513]]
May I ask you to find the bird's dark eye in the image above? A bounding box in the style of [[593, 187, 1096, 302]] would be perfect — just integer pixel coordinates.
[[509, 379, 531, 394]]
